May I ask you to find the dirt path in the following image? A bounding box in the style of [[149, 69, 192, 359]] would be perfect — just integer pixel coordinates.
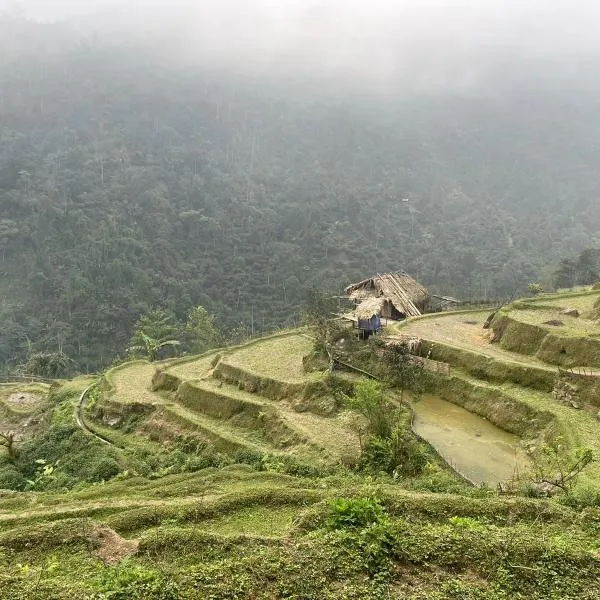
[[77, 385, 115, 447]]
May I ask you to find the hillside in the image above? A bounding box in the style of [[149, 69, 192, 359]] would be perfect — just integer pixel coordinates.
[[3, 290, 600, 598], [2, 15, 600, 372]]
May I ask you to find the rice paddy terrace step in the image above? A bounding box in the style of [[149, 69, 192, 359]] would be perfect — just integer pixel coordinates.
[[441, 369, 600, 484]]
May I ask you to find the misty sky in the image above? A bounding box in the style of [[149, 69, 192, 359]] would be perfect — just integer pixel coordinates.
[[3, 1, 600, 90]]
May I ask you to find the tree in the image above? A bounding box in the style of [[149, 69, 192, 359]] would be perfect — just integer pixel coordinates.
[[0, 431, 19, 461], [127, 310, 180, 361], [347, 379, 394, 440], [576, 248, 600, 285], [303, 289, 342, 372], [21, 351, 73, 379], [553, 258, 578, 290], [184, 306, 222, 354], [527, 282, 544, 296], [346, 379, 427, 477], [378, 342, 427, 403]]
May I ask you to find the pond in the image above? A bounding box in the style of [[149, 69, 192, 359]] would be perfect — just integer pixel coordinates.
[[411, 395, 529, 486]]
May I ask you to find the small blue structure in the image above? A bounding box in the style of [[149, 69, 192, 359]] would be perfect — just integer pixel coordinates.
[[357, 314, 382, 336]]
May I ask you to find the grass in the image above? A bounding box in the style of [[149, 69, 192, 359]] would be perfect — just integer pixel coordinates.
[[164, 351, 220, 381], [395, 311, 560, 370], [5, 296, 600, 598], [105, 361, 159, 406], [2, 469, 600, 599], [222, 333, 322, 384], [538, 292, 600, 313], [177, 504, 298, 537], [510, 308, 600, 336]]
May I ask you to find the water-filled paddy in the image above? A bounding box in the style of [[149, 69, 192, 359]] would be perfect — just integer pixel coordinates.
[[412, 395, 529, 485]]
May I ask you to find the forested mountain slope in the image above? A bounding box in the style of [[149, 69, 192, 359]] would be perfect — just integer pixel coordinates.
[[1, 15, 599, 372]]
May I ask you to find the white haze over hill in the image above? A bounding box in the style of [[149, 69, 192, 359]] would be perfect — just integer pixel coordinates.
[[3, 0, 600, 92]]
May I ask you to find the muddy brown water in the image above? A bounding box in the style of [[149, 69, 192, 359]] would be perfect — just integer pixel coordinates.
[[412, 395, 529, 485]]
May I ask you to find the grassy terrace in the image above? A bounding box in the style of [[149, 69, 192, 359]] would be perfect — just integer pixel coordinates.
[[2, 466, 600, 599], [220, 332, 321, 383], [4, 300, 600, 598], [163, 352, 220, 381], [98, 333, 359, 465], [390, 310, 558, 370], [391, 295, 600, 492]]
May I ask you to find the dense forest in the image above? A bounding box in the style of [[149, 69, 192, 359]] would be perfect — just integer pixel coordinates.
[[1, 14, 600, 373]]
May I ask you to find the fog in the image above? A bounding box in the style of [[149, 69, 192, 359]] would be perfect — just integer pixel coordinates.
[[4, 0, 600, 91]]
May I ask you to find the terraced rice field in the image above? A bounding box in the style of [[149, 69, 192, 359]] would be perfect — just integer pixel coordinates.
[[107, 362, 160, 406], [102, 333, 360, 465], [222, 333, 322, 383], [391, 311, 556, 369], [164, 352, 220, 381]]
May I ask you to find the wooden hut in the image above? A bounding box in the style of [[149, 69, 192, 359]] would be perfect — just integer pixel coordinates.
[[345, 272, 430, 324]]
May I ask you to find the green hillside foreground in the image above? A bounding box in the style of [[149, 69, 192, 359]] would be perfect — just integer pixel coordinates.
[[3, 306, 600, 598]]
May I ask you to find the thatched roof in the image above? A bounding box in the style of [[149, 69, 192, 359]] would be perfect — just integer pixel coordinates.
[[354, 297, 385, 319], [345, 272, 430, 318]]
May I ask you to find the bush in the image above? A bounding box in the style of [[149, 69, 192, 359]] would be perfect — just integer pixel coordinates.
[[361, 427, 428, 477], [327, 497, 386, 530], [13, 424, 123, 488], [326, 498, 397, 576], [97, 560, 181, 599], [89, 457, 121, 482], [0, 466, 26, 490], [560, 484, 600, 508]]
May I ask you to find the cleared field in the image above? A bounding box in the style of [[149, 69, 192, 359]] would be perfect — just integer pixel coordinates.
[[165, 352, 219, 381], [223, 333, 322, 383], [509, 308, 600, 337], [107, 361, 161, 406], [392, 311, 557, 369]]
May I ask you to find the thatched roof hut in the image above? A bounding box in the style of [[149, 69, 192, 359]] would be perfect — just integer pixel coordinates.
[[345, 272, 430, 319]]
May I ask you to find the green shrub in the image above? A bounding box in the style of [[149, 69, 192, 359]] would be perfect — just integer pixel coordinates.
[[89, 457, 121, 481], [13, 424, 123, 488], [327, 497, 386, 530], [326, 498, 397, 576], [560, 484, 600, 508], [97, 560, 181, 599], [0, 466, 26, 490], [361, 428, 428, 477], [234, 448, 264, 469]]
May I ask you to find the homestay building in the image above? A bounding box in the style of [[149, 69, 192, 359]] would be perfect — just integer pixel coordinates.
[[344, 272, 430, 337]]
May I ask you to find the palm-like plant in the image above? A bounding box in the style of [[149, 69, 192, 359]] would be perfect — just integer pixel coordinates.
[[127, 310, 181, 361], [127, 332, 180, 362]]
